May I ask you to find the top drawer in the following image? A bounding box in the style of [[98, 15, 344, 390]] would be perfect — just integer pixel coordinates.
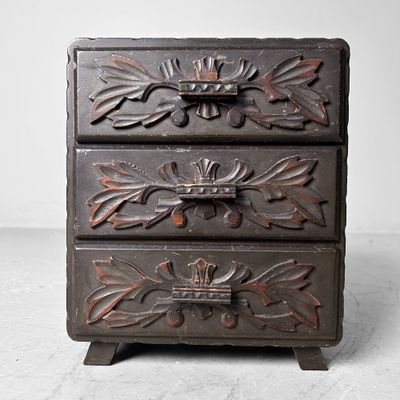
[[67, 38, 349, 144]]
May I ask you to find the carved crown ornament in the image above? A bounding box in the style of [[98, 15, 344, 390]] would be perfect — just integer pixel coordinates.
[[87, 155, 326, 230], [85, 257, 321, 332], [89, 54, 329, 130]]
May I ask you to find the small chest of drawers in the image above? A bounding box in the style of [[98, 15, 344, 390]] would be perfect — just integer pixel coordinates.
[[66, 38, 349, 370]]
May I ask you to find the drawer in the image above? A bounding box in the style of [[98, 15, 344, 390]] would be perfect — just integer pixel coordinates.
[[68, 38, 349, 144], [74, 146, 340, 241], [67, 243, 341, 346]]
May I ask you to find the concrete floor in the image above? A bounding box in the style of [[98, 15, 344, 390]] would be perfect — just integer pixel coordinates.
[[0, 229, 399, 399]]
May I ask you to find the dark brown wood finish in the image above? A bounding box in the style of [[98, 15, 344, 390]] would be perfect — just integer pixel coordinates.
[[69, 243, 340, 345], [75, 146, 339, 240], [83, 342, 119, 366], [74, 38, 348, 143], [67, 38, 349, 370], [293, 347, 328, 370], [88, 53, 328, 130]]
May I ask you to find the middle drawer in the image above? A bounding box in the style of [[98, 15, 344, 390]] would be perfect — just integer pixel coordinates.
[[75, 146, 339, 240]]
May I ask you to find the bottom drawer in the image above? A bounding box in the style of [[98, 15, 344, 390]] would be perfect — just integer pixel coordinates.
[[67, 243, 341, 347]]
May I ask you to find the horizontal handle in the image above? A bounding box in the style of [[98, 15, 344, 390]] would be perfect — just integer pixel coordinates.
[[179, 80, 238, 100], [172, 284, 231, 305], [176, 184, 236, 199]]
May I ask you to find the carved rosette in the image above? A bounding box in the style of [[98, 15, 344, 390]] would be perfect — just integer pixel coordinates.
[[87, 156, 326, 230], [89, 54, 328, 130], [85, 257, 321, 332]]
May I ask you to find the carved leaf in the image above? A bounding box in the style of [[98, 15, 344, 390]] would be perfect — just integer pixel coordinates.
[[88, 161, 173, 227], [105, 300, 180, 328], [157, 161, 190, 185], [240, 311, 300, 332], [216, 159, 253, 184], [245, 111, 307, 129], [90, 54, 166, 123], [86, 285, 133, 324], [242, 259, 310, 303], [224, 58, 258, 82], [94, 257, 144, 285], [154, 260, 174, 279], [86, 257, 162, 323], [252, 259, 313, 285], [108, 198, 183, 229], [108, 96, 193, 128], [235, 195, 305, 229], [275, 289, 320, 329], [242, 156, 325, 225], [284, 86, 328, 125], [88, 190, 139, 228], [104, 309, 167, 328], [107, 112, 153, 128], [241, 259, 320, 328], [245, 156, 316, 199], [256, 56, 321, 99], [159, 58, 187, 81], [229, 299, 300, 331], [254, 55, 328, 125], [252, 313, 300, 331], [212, 260, 251, 286], [285, 187, 326, 226]]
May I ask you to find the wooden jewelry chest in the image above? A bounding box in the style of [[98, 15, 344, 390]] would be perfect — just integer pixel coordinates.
[[66, 38, 349, 370]]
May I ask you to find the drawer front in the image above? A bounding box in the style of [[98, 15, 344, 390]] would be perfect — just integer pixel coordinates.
[[74, 146, 340, 240], [69, 38, 349, 144], [67, 243, 340, 345]]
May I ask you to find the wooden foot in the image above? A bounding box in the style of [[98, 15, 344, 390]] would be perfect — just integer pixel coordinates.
[[84, 342, 119, 365], [293, 347, 328, 370]]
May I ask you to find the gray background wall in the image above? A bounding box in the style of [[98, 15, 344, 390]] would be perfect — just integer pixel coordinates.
[[0, 0, 399, 232]]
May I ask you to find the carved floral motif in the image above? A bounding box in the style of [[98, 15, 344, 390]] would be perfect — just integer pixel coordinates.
[[88, 156, 326, 230], [89, 54, 328, 130], [86, 257, 321, 332]]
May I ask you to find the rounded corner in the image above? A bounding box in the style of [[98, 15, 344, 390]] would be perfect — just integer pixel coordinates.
[[334, 38, 351, 56], [67, 37, 96, 53], [66, 320, 80, 342]]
